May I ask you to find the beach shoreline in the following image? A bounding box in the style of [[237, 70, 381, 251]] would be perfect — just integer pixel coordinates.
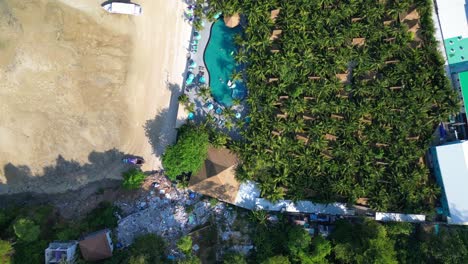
[[0, 0, 191, 194]]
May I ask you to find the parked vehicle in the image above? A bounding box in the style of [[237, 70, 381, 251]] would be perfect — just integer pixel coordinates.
[[102, 2, 142, 16], [122, 157, 144, 165]]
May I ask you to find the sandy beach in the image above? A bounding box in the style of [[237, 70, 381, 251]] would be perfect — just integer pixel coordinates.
[[0, 0, 191, 194]]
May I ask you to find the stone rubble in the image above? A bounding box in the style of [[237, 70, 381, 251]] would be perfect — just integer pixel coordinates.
[[116, 174, 224, 250]]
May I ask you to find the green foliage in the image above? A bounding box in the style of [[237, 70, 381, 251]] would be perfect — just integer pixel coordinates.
[[185, 204, 195, 214], [81, 202, 119, 232], [331, 219, 398, 264], [194, 20, 204, 31], [261, 255, 291, 264], [223, 253, 247, 264], [178, 94, 190, 105], [286, 226, 311, 257], [177, 255, 202, 264], [177, 236, 193, 254], [407, 226, 468, 264], [0, 209, 14, 234], [129, 255, 148, 264], [209, 130, 229, 147], [209, 198, 219, 207], [129, 234, 166, 264], [0, 240, 13, 264], [12, 240, 47, 264], [162, 124, 209, 180], [308, 236, 332, 264], [249, 210, 268, 226], [122, 168, 147, 190], [226, 0, 458, 212], [13, 218, 40, 242]]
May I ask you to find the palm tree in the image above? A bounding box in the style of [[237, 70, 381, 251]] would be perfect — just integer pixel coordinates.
[[231, 71, 243, 82]]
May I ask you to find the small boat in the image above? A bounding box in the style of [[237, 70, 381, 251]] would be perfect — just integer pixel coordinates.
[[102, 2, 142, 16]]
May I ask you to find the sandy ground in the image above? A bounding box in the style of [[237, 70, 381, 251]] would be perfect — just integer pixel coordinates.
[[0, 0, 191, 195]]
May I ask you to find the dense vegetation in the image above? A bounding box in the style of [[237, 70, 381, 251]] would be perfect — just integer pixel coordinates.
[[210, 0, 458, 212], [0, 203, 121, 264], [162, 124, 210, 180], [249, 215, 468, 264], [122, 168, 147, 190]]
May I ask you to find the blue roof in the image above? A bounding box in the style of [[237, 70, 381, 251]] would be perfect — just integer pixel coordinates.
[[434, 141, 468, 225]]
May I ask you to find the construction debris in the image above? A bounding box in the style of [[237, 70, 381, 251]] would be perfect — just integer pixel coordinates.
[[116, 174, 224, 250]]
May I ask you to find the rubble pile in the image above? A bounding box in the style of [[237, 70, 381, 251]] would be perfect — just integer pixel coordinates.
[[116, 174, 215, 247]]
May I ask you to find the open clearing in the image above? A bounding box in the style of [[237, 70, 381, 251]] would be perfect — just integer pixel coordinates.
[[0, 0, 190, 194]]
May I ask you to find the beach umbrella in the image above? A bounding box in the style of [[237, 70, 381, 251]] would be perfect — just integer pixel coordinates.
[[207, 103, 214, 110], [194, 32, 201, 40], [188, 112, 195, 120], [199, 76, 206, 84], [186, 73, 195, 84], [224, 13, 240, 28], [235, 112, 241, 119], [215, 108, 223, 115]]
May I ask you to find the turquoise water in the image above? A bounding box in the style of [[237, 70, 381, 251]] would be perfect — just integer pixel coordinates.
[[204, 19, 245, 106]]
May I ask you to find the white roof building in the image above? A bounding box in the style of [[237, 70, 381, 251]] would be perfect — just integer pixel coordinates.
[[434, 0, 468, 39], [255, 198, 355, 216], [432, 141, 468, 225], [375, 212, 426, 223]]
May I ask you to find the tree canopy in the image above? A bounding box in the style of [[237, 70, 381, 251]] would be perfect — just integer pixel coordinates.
[[122, 168, 147, 190], [162, 124, 210, 180], [211, 0, 458, 212], [13, 218, 40, 242]]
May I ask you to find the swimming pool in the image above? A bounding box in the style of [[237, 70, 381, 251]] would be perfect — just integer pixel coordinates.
[[204, 19, 245, 106]]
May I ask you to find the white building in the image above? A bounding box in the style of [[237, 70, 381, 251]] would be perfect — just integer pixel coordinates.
[[431, 141, 468, 225], [45, 241, 77, 264]]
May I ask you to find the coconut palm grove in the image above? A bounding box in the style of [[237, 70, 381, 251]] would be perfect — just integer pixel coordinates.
[[210, 0, 459, 212]]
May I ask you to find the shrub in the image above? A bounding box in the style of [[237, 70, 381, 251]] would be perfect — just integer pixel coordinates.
[[129, 255, 148, 264], [261, 255, 291, 264], [129, 234, 166, 263], [122, 168, 146, 190], [0, 240, 14, 264], [223, 253, 247, 264], [176, 236, 193, 254], [81, 202, 119, 232], [162, 124, 209, 180], [13, 218, 40, 242], [209, 198, 219, 207], [177, 255, 202, 264], [12, 240, 47, 264]]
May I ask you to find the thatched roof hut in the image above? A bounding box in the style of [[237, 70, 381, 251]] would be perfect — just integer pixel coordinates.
[[188, 148, 240, 204], [224, 13, 240, 28]]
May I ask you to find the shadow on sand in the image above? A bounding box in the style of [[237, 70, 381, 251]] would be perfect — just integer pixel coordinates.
[[144, 82, 186, 157], [0, 148, 134, 199]]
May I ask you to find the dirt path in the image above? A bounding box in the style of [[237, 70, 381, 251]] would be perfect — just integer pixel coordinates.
[[0, 0, 191, 195]]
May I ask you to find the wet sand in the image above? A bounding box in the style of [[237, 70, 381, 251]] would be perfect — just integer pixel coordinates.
[[0, 0, 191, 194]]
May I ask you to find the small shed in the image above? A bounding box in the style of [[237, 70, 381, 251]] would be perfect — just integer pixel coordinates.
[[79, 229, 113, 261], [45, 241, 77, 264]]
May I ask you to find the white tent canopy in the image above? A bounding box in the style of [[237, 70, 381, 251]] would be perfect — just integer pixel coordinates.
[[375, 212, 425, 223], [255, 198, 355, 215]]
